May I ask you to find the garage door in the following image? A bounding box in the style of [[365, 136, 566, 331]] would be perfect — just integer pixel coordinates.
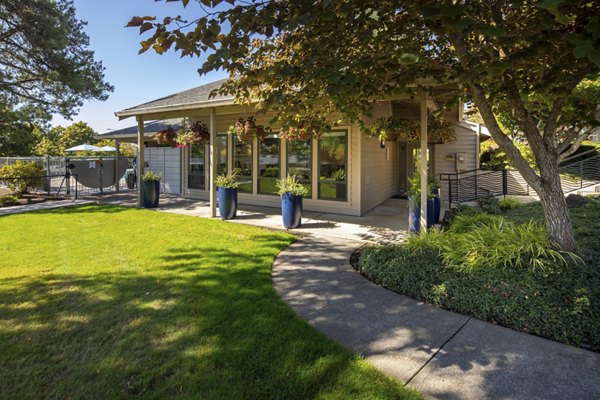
[[144, 147, 181, 194]]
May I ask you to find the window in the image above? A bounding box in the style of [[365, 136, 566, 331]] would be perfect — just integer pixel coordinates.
[[287, 139, 312, 197], [258, 133, 280, 195], [318, 130, 347, 201], [188, 143, 206, 190], [233, 136, 253, 193], [216, 134, 227, 175]]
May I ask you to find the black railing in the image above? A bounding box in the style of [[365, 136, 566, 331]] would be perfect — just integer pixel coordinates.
[[441, 152, 600, 207]]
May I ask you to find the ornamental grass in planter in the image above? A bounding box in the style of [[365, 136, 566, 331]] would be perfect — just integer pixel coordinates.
[[276, 174, 309, 229], [215, 171, 239, 220], [142, 170, 161, 208]]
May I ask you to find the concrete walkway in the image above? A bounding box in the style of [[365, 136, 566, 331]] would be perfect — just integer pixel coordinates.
[[273, 235, 600, 400], [0, 199, 93, 217]]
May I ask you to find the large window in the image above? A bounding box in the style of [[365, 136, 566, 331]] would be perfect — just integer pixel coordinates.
[[233, 136, 253, 193], [318, 130, 347, 201], [258, 134, 280, 195], [188, 143, 206, 190], [287, 139, 312, 197], [216, 135, 227, 175]]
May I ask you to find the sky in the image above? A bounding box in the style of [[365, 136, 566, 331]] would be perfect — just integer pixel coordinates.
[[51, 0, 227, 134]]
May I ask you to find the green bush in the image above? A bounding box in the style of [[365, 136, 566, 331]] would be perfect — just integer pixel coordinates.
[[359, 244, 600, 351], [499, 197, 522, 212], [0, 195, 19, 207], [477, 196, 501, 214], [0, 161, 45, 195], [447, 212, 502, 233]]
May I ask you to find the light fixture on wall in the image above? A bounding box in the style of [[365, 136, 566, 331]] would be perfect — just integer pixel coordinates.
[[380, 139, 385, 149]]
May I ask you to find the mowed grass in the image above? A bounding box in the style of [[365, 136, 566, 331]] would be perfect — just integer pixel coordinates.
[[0, 205, 418, 399]]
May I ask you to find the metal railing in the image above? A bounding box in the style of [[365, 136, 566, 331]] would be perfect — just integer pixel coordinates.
[[441, 151, 600, 207]]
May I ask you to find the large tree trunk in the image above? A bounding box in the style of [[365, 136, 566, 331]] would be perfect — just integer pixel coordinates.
[[537, 163, 576, 252]]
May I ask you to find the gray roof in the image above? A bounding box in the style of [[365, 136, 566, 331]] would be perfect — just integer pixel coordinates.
[[96, 119, 182, 140], [115, 79, 234, 118]]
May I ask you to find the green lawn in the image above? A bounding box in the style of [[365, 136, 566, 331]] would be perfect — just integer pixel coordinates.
[[0, 205, 418, 399]]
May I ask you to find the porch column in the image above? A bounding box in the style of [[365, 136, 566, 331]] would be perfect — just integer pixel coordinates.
[[420, 93, 428, 233], [209, 108, 217, 218], [115, 140, 120, 192], [136, 116, 144, 207]]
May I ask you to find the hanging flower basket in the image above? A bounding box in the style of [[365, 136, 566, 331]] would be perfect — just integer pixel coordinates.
[[175, 122, 210, 148], [228, 117, 270, 144], [154, 126, 178, 147], [279, 116, 329, 142], [368, 117, 455, 144]]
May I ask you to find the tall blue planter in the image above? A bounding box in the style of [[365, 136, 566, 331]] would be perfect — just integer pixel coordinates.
[[408, 196, 435, 233], [431, 187, 441, 224], [142, 180, 160, 208], [218, 187, 238, 220], [281, 192, 303, 229]]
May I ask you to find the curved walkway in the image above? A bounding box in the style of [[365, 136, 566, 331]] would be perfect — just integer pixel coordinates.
[[273, 235, 600, 400]]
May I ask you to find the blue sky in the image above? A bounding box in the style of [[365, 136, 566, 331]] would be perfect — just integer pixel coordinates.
[[51, 0, 227, 134]]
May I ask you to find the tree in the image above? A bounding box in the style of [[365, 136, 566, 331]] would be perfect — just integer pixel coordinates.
[[129, 0, 600, 251], [0, 0, 112, 129], [33, 122, 96, 156]]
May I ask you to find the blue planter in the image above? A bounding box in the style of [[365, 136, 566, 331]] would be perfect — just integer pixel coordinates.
[[218, 187, 238, 220], [142, 180, 160, 208], [431, 187, 441, 224], [281, 192, 303, 229], [408, 196, 435, 233]]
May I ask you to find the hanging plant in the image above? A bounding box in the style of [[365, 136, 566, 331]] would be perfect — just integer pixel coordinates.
[[175, 121, 210, 148], [279, 116, 329, 141], [227, 117, 270, 143], [154, 126, 178, 147], [368, 117, 455, 144]]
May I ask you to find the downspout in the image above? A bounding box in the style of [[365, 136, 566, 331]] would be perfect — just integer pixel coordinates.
[[115, 140, 120, 192]]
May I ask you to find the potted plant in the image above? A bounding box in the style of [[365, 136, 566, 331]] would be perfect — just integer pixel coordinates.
[[154, 126, 178, 147], [142, 170, 161, 208], [176, 121, 210, 148], [429, 175, 441, 224], [228, 117, 270, 144], [279, 116, 328, 141], [407, 170, 436, 233], [215, 171, 239, 220], [276, 174, 309, 229]]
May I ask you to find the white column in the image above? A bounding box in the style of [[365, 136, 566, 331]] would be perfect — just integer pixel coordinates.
[[136, 116, 144, 207], [420, 93, 428, 233], [209, 108, 217, 217]]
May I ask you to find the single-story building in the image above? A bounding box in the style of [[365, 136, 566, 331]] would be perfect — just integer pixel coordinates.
[[100, 79, 489, 223]]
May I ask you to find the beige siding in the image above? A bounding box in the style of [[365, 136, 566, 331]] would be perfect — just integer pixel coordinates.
[[434, 124, 479, 207], [360, 134, 398, 214]]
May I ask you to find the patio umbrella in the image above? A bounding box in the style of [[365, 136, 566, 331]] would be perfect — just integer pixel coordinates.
[[94, 145, 116, 152], [65, 144, 102, 152]]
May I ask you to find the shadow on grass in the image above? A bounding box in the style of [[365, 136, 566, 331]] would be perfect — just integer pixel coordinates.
[[0, 241, 411, 399]]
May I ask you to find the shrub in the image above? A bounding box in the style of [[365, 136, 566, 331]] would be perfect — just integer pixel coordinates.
[[0, 161, 45, 195], [499, 197, 522, 212], [359, 244, 600, 351], [477, 196, 501, 214], [447, 212, 502, 233], [0, 195, 19, 207]]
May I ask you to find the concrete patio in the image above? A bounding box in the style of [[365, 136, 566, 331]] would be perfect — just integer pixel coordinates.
[[87, 191, 411, 244]]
